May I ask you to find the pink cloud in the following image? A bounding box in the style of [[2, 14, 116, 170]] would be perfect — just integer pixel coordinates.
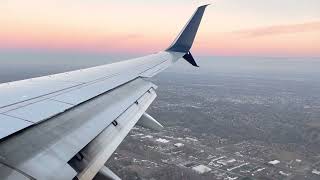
[[233, 21, 320, 37]]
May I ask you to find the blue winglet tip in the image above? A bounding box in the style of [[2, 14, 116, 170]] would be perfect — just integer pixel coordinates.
[[201, 4, 210, 7], [198, 4, 210, 9]]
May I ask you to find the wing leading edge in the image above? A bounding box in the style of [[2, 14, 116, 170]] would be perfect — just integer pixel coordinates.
[[0, 5, 209, 180]]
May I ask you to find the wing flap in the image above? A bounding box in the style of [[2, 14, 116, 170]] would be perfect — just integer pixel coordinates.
[[70, 88, 157, 180], [0, 78, 157, 179]]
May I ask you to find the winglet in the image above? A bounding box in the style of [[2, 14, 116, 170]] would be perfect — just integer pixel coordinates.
[[166, 5, 209, 53]]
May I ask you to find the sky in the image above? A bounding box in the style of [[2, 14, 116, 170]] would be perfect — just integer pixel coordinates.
[[0, 0, 319, 57]]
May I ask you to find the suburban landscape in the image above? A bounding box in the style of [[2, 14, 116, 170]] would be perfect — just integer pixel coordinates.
[[100, 58, 320, 180]]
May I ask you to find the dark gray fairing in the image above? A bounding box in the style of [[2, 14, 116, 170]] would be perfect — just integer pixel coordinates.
[[166, 5, 209, 53], [183, 52, 199, 67]]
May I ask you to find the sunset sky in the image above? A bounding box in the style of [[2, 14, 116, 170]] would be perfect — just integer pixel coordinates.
[[0, 0, 319, 57]]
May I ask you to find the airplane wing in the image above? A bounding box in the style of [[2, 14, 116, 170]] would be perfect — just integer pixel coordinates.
[[0, 5, 209, 180]]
